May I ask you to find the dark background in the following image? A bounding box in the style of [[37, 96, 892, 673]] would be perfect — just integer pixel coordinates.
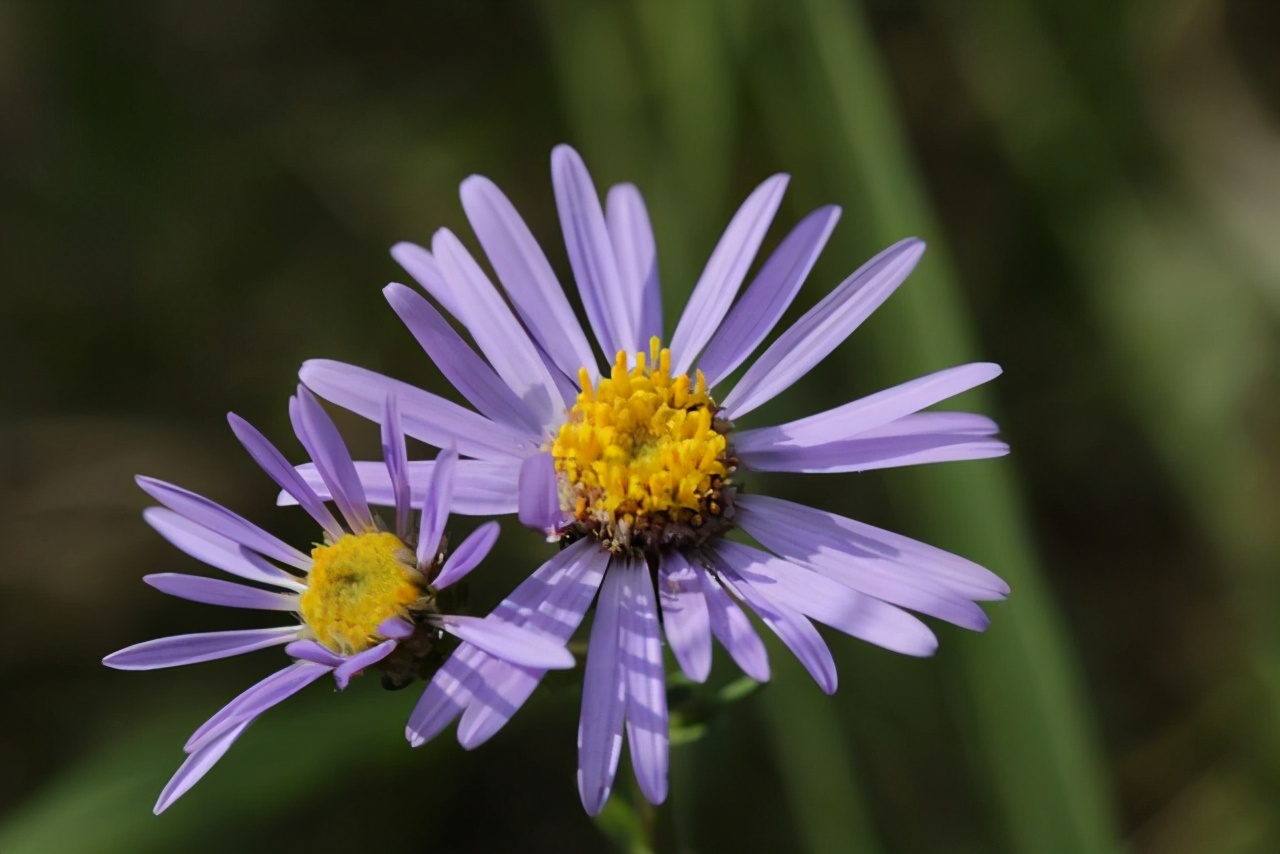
[[1, 1, 1278, 852]]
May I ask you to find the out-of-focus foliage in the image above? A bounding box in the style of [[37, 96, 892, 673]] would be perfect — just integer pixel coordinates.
[[1, 1, 1276, 851]]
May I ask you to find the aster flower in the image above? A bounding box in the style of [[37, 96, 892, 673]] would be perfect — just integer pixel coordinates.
[[103, 388, 573, 813], [296, 145, 1010, 814]]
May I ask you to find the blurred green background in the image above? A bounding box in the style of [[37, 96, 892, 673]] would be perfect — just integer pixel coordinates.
[[2, 0, 1278, 851]]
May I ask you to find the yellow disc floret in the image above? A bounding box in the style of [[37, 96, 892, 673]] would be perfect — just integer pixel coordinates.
[[300, 531, 427, 655], [552, 338, 735, 552]]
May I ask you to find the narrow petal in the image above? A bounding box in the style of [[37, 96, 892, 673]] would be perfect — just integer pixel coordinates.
[[405, 644, 486, 747], [385, 283, 542, 435], [285, 640, 345, 667], [227, 413, 343, 542], [300, 360, 535, 461], [155, 719, 253, 814], [460, 175, 599, 381], [333, 639, 397, 690], [734, 363, 1003, 452], [184, 659, 330, 751], [289, 458, 521, 517], [103, 626, 300, 671], [552, 145, 636, 358], [391, 241, 466, 322], [517, 451, 560, 534], [658, 552, 712, 683], [714, 541, 938, 657], [697, 564, 770, 682], [855, 411, 1000, 438], [376, 616, 416, 640], [432, 521, 499, 590], [669, 175, 789, 375], [722, 238, 926, 419], [143, 574, 298, 612], [736, 501, 988, 629], [736, 493, 1008, 601], [606, 183, 663, 345], [697, 206, 841, 388], [380, 394, 414, 542], [417, 448, 457, 566], [578, 557, 628, 816], [619, 562, 669, 806], [739, 433, 1009, 474], [435, 615, 575, 669], [718, 564, 837, 693], [432, 228, 562, 429], [143, 508, 304, 591], [290, 387, 374, 534], [454, 539, 609, 748], [136, 477, 311, 571]]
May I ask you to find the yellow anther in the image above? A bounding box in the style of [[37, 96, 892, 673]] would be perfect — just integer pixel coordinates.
[[552, 338, 731, 550], [300, 532, 426, 655]]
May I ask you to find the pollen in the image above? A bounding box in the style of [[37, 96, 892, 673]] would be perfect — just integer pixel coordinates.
[[300, 531, 428, 655], [552, 338, 736, 553]]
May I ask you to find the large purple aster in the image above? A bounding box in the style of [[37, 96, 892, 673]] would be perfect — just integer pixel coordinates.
[[295, 145, 1010, 814], [104, 388, 572, 813]]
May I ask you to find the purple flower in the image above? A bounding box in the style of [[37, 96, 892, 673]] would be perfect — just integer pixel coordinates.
[[104, 387, 573, 814], [295, 145, 1010, 814]]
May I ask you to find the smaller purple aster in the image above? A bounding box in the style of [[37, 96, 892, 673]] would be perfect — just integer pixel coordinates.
[[103, 387, 573, 814]]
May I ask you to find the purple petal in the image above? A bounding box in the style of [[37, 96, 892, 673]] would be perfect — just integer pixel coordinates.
[[155, 719, 252, 814], [289, 457, 521, 517], [285, 639, 345, 667], [717, 564, 837, 693], [290, 387, 374, 534], [143, 508, 304, 591], [722, 238, 926, 419], [606, 183, 663, 345], [184, 660, 330, 752], [432, 521, 499, 590], [736, 493, 1008, 600], [435, 615, 575, 669], [619, 561, 669, 806], [432, 228, 562, 429], [734, 363, 1003, 452], [333, 639, 397, 690], [697, 206, 841, 388], [136, 477, 311, 571], [406, 644, 485, 747], [577, 556, 629, 816], [103, 626, 300, 671], [380, 394, 414, 542], [670, 175, 789, 375], [227, 413, 343, 542], [377, 616, 416, 640], [739, 432, 1009, 474], [417, 447, 457, 566], [658, 552, 712, 683], [391, 241, 466, 321], [460, 175, 600, 382], [714, 541, 938, 658], [517, 451, 560, 534], [697, 564, 770, 682], [736, 501, 989, 629], [454, 539, 609, 748], [143, 574, 298, 612], [552, 145, 636, 358], [385, 282, 543, 435], [859, 411, 1000, 438], [300, 360, 535, 460]]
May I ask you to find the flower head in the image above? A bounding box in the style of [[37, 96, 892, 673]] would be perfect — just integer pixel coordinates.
[[297, 145, 1010, 814], [104, 387, 572, 813]]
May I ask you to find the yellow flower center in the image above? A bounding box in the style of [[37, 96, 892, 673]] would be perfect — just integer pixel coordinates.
[[300, 531, 428, 655], [552, 338, 735, 552]]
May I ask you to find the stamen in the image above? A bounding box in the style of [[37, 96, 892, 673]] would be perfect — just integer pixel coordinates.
[[552, 338, 736, 553]]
